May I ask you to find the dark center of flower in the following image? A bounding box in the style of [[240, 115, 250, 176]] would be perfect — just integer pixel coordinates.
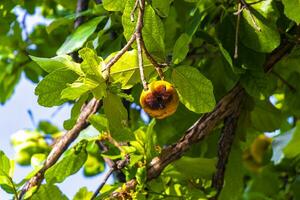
[[143, 85, 173, 110]]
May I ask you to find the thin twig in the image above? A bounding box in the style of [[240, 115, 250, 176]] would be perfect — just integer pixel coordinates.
[[135, 0, 148, 90], [91, 154, 130, 199], [96, 140, 126, 182], [102, 34, 137, 73], [130, 0, 139, 22], [91, 168, 114, 200], [140, 39, 165, 79], [234, 2, 242, 59], [136, 34, 148, 90]]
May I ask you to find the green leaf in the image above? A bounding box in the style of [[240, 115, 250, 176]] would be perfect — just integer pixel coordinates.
[[78, 48, 107, 100], [172, 10, 201, 64], [0, 151, 10, 176], [240, 0, 280, 52], [88, 114, 108, 132], [57, 16, 105, 55], [79, 48, 103, 79], [31, 184, 68, 200], [217, 41, 234, 71], [250, 100, 285, 132], [291, 176, 300, 199], [84, 154, 105, 176], [30, 55, 82, 75], [146, 119, 157, 162], [283, 123, 300, 159], [172, 34, 191, 64], [73, 187, 93, 200], [0, 68, 22, 104], [122, 3, 165, 58], [241, 71, 276, 98], [284, 72, 300, 117], [136, 166, 147, 186], [103, 92, 131, 141], [152, 0, 171, 17], [243, 167, 280, 199], [107, 50, 156, 89], [64, 94, 88, 130], [46, 7, 101, 33], [154, 104, 199, 145], [103, 0, 125, 11], [282, 0, 300, 24], [61, 76, 106, 101], [61, 50, 108, 101], [85, 75, 107, 99], [172, 66, 216, 113], [45, 141, 88, 184], [0, 151, 15, 195], [35, 69, 78, 107], [219, 145, 245, 200], [61, 78, 91, 100], [46, 18, 72, 34], [38, 121, 60, 135], [171, 156, 217, 179], [30, 154, 46, 169]]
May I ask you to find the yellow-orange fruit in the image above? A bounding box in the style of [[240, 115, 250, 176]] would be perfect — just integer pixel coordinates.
[[140, 80, 179, 119], [250, 134, 272, 163], [243, 134, 272, 172]]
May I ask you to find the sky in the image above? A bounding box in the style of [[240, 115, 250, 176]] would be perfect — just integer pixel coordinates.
[[0, 7, 113, 199]]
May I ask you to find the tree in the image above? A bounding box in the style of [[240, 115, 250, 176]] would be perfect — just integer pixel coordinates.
[[1, 0, 300, 199]]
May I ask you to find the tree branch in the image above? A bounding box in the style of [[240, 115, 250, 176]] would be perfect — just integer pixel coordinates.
[[211, 104, 242, 199]]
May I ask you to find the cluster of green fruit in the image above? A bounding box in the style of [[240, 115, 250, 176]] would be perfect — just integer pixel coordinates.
[[11, 130, 51, 165], [83, 141, 106, 176]]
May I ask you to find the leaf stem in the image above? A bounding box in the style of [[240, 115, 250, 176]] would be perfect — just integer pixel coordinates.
[[234, 2, 241, 59], [135, 0, 148, 90]]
